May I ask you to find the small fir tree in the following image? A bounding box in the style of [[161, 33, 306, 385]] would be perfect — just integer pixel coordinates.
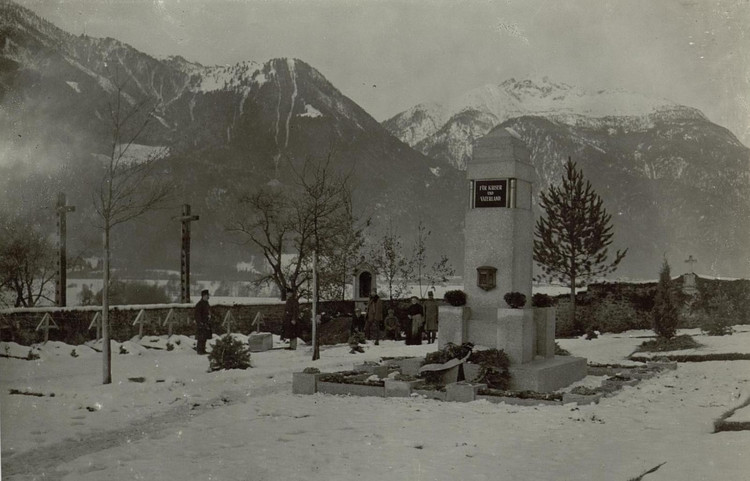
[[697, 290, 734, 336], [533, 158, 627, 333], [208, 335, 252, 371], [651, 259, 680, 339]]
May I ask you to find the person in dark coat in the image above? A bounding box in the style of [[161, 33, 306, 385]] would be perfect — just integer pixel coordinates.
[[365, 290, 384, 345], [423, 291, 439, 344], [406, 296, 424, 345], [194, 289, 212, 355], [283, 288, 300, 350]]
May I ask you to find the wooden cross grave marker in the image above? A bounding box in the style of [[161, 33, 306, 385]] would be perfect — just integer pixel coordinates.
[[685, 255, 698, 273], [175, 204, 199, 303], [88, 311, 102, 341], [35, 312, 59, 344], [252, 311, 264, 333], [161, 308, 178, 337], [132, 309, 148, 339], [222, 310, 235, 335]]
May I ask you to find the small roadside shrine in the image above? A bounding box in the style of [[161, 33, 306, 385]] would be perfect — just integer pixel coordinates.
[[352, 262, 377, 312]]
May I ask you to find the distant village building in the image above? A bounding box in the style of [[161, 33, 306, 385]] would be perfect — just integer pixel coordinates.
[[235, 261, 258, 273]]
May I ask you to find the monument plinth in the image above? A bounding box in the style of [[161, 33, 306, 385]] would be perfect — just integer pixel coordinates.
[[440, 126, 586, 392]]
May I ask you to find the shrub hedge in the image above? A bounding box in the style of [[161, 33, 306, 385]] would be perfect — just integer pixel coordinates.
[[554, 275, 748, 337]]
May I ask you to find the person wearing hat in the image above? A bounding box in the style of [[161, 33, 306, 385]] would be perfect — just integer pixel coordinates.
[[406, 295, 424, 345], [194, 289, 212, 355]]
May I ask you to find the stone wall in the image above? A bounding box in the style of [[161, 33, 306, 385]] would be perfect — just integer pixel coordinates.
[[0, 300, 356, 346]]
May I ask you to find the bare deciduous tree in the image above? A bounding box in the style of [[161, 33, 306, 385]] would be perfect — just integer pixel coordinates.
[[408, 220, 455, 298], [228, 153, 359, 360], [0, 216, 55, 307], [92, 80, 172, 384], [367, 224, 411, 305], [229, 154, 358, 301]]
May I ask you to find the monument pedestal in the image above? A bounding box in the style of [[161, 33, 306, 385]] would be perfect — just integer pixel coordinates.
[[509, 356, 587, 392], [534, 307, 556, 359], [440, 306, 567, 359], [463, 308, 535, 363], [437, 306, 470, 349]]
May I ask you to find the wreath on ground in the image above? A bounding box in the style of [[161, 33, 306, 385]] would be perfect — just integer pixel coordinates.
[[467, 348, 511, 390]]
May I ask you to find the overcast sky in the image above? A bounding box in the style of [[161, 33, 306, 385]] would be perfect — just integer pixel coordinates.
[[17, 0, 750, 144]]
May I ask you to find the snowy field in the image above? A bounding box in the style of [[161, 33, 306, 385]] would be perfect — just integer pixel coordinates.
[[1, 327, 749, 480]]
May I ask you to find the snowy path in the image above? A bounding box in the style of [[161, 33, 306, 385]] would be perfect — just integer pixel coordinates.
[[2, 394, 221, 480], [2, 332, 750, 480], [6, 362, 747, 481]]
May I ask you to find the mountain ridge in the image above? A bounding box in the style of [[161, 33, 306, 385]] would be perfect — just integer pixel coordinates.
[[383, 77, 750, 278], [1, 0, 464, 284], [2, 0, 748, 280]]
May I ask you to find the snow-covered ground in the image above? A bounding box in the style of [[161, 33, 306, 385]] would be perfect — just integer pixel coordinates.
[[2, 327, 749, 480]]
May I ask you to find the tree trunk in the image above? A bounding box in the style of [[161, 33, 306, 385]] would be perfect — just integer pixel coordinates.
[[102, 227, 112, 384], [312, 250, 320, 361], [569, 274, 578, 335]]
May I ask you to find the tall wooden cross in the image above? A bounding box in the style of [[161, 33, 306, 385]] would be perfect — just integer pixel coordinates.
[[55, 193, 75, 307], [685, 255, 698, 273], [176, 204, 199, 303]]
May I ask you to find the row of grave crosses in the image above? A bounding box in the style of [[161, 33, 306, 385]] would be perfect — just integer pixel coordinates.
[[0, 310, 262, 345], [13, 308, 266, 345]]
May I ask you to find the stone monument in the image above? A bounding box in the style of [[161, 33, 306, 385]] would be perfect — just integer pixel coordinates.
[[439, 126, 586, 392]]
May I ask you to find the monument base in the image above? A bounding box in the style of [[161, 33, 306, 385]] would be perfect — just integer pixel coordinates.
[[508, 356, 587, 392], [439, 305, 586, 392], [437, 305, 470, 349]]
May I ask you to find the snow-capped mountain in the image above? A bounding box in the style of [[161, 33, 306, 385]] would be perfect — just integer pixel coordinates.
[[0, 1, 463, 278], [2, 0, 748, 279], [383, 77, 708, 170], [384, 78, 750, 278]]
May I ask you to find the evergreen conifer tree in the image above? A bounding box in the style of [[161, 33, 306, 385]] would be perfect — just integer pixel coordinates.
[[533, 158, 627, 333], [652, 258, 680, 339]]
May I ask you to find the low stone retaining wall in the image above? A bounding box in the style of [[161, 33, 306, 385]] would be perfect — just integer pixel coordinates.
[[293, 359, 673, 406], [317, 381, 385, 397], [561, 392, 604, 405]]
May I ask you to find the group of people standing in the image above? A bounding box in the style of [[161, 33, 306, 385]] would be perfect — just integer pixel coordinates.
[[355, 290, 439, 346], [405, 291, 439, 345], [194, 287, 440, 355]]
